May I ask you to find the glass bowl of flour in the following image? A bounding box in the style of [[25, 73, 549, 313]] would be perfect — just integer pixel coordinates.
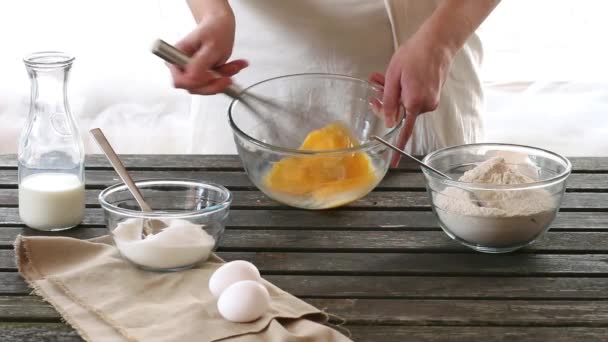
[[99, 180, 231, 271], [422, 144, 571, 253]]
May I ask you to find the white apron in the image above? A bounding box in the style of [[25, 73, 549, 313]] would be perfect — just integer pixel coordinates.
[[189, 0, 483, 155]]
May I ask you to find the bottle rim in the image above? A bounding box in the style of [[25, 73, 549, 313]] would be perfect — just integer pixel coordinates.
[[24, 51, 74, 69]]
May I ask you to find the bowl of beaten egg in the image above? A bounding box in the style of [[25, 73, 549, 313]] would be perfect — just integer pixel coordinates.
[[228, 73, 405, 209]]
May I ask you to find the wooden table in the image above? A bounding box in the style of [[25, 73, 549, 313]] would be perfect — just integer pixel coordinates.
[[0, 154, 607, 341]]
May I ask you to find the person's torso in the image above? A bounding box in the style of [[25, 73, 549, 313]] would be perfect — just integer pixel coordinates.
[[231, 0, 395, 84], [191, 0, 484, 154]]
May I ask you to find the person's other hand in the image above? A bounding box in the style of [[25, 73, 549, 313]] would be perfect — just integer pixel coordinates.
[[170, 10, 248, 95], [375, 31, 454, 166]]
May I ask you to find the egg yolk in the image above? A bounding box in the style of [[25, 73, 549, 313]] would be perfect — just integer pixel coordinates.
[[264, 122, 377, 203]]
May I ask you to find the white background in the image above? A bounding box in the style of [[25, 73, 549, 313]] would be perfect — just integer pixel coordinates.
[[1, 0, 606, 156]]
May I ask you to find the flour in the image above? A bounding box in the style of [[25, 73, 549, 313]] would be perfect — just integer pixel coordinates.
[[112, 218, 215, 269], [434, 157, 557, 249], [459, 156, 533, 184]]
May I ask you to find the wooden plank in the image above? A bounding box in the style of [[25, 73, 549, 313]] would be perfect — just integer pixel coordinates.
[[218, 253, 608, 275], [564, 174, 608, 191], [3, 296, 608, 326], [0, 296, 59, 320], [0, 273, 30, 295], [0, 170, 426, 190], [2, 208, 608, 230], [0, 154, 424, 171], [5, 227, 608, 253], [142, 210, 608, 230], [4, 272, 608, 299], [1, 155, 607, 172], [0, 154, 244, 170], [569, 157, 608, 173], [0, 170, 605, 192], [2, 189, 608, 211], [0, 189, 104, 207], [0, 169, 256, 189], [222, 231, 608, 253], [0, 189, 431, 209], [305, 298, 608, 326], [561, 193, 608, 210], [2, 250, 608, 275], [0, 323, 82, 342], [0, 323, 607, 342], [0, 207, 441, 228], [347, 326, 608, 342], [270, 276, 608, 299]]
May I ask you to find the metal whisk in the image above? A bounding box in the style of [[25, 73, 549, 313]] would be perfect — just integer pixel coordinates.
[[151, 39, 288, 119]]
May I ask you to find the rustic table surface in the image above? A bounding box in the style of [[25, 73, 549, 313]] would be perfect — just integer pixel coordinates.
[[0, 154, 607, 341]]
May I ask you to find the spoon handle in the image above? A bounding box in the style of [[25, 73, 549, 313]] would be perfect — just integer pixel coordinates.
[[89, 128, 153, 212], [373, 136, 453, 179]]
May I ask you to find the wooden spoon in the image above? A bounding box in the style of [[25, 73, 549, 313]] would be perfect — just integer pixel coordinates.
[[90, 128, 167, 235]]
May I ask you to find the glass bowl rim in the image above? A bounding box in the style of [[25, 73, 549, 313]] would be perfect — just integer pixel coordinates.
[[98, 179, 232, 219], [227, 72, 405, 156], [24, 51, 75, 68], [421, 143, 572, 190]]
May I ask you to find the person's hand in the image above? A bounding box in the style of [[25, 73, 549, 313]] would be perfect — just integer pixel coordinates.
[[373, 31, 454, 166], [170, 9, 248, 95]]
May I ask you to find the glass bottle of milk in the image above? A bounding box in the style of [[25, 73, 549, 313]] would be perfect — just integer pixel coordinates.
[[18, 52, 85, 231]]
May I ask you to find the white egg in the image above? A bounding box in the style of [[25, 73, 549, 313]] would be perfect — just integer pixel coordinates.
[[209, 260, 261, 298], [217, 280, 270, 323]]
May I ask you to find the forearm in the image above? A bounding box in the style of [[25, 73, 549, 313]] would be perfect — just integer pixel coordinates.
[[186, 0, 233, 23], [419, 0, 499, 57]]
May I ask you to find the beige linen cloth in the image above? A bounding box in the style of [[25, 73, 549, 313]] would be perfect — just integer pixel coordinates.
[[15, 235, 352, 342]]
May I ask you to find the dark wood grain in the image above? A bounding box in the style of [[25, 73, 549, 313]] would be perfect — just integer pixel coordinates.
[[1, 154, 607, 340], [2, 250, 608, 275], [1, 324, 607, 342], [0, 170, 605, 192], [2, 189, 608, 211], [0, 189, 432, 209], [307, 299, 608, 326], [2, 208, 608, 230], [0, 154, 426, 171], [0, 154, 245, 170], [347, 326, 608, 342], [0, 189, 104, 207], [2, 207, 443, 228], [0, 169, 256, 189], [4, 227, 608, 253], [0, 189, 433, 209], [171, 252, 608, 275], [1, 155, 607, 172], [0, 273, 29, 295], [0, 323, 82, 342], [191, 230, 608, 253], [0, 296, 59, 321], [0, 170, 424, 190], [4, 296, 608, 327], [4, 272, 608, 299], [269, 276, 608, 299], [567, 157, 608, 173]]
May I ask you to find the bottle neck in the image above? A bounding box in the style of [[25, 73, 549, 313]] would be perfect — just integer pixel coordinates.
[[27, 65, 71, 117]]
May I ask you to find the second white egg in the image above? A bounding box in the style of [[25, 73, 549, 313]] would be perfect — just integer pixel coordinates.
[[217, 280, 270, 323]]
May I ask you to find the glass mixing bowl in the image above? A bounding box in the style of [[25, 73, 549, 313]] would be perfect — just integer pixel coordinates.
[[228, 73, 405, 209], [422, 144, 572, 253], [99, 179, 231, 271]]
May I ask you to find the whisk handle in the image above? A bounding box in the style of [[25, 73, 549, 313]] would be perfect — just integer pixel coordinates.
[[151, 39, 244, 99]]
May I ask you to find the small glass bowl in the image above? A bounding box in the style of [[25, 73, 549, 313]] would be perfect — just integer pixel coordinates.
[[99, 179, 231, 271], [228, 73, 405, 210], [422, 144, 572, 253]]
